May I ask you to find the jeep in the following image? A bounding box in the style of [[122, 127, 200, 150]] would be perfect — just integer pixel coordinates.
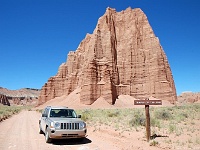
[[39, 106, 87, 143]]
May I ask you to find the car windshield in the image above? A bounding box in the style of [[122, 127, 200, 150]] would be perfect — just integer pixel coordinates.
[[49, 109, 77, 118]]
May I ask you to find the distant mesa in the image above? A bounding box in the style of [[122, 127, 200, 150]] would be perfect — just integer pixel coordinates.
[[38, 7, 177, 106], [0, 87, 40, 106], [178, 92, 200, 104]]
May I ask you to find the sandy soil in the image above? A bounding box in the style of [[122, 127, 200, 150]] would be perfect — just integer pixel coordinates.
[[1, 109, 199, 150], [0, 110, 169, 150]]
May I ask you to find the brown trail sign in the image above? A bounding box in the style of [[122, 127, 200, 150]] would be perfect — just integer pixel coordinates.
[[134, 98, 162, 142]]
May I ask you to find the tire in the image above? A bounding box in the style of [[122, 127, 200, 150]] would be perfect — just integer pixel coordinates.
[[39, 124, 43, 134], [45, 127, 52, 143]]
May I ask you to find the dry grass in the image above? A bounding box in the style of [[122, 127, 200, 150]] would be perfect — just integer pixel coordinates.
[[77, 104, 199, 129], [0, 105, 33, 122], [76, 103, 200, 148]]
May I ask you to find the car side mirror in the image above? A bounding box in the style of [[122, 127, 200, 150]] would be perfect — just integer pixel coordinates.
[[77, 115, 81, 118], [42, 114, 47, 117]]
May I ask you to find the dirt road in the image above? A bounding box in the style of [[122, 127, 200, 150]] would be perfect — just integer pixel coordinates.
[[0, 110, 147, 150], [0, 111, 131, 150]]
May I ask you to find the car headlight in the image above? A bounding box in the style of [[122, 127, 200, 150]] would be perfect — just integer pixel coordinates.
[[80, 122, 86, 129], [50, 122, 54, 128], [54, 122, 60, 128]]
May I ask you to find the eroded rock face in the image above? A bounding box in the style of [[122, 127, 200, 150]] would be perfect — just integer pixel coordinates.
[[38, 7, 177, 105], [0, 94, 10, 106]]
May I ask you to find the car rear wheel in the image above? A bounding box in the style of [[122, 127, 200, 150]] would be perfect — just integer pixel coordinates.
[[45, 128, 52, 143]]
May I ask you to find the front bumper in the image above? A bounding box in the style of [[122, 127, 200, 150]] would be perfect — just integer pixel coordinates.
[[48, 128, 87, 139]]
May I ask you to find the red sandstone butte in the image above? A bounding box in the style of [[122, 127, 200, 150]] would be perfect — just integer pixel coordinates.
[[38, 7, 177, 105]]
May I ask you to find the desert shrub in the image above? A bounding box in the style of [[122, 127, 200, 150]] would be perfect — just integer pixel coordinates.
[[81, 113, 90, 122], [76, 105, 200, 133], [36, 109, 43, 113], [192, 103, 200, 111], [175, 112, 188, 122], [0, 105, 23, 121], [129, 117, 145, 127], [172, 104, 200, 122], [107, 110, 119, 117], [168, 123, 176, 133], [154, 108, 173, 120], [150, 140, 159, 146], [129, 111, 145, 127], [195, 137, 200, 144], [179, 112, 188, 119], [78, 109, 93, 122], [150, 117, 161, 128]]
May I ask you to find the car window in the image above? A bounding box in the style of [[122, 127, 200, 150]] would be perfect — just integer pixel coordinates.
[[50, 109, 77, 118]]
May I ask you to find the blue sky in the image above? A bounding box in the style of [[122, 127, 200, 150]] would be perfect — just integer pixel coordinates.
[[0, 0, 199, 95]]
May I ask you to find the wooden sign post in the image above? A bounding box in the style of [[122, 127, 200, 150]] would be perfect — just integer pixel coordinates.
[[134, 98, 162, 142]]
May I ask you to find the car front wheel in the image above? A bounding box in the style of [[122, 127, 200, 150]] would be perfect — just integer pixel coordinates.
[[39, 124, 43, 134], [45, 128, 52, 143]]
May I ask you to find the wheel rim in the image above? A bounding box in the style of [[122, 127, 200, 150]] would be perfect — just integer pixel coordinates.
[[45, 130, 49, 141]]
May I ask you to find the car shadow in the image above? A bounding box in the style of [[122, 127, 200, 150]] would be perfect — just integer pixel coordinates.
[[51, 137, 92, 145]]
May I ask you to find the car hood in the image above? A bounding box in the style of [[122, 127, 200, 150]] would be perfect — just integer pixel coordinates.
[[48, 117, 82, 122]]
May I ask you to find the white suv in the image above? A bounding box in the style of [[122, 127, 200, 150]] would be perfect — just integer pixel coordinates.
[[39, 106, 87, 143]]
